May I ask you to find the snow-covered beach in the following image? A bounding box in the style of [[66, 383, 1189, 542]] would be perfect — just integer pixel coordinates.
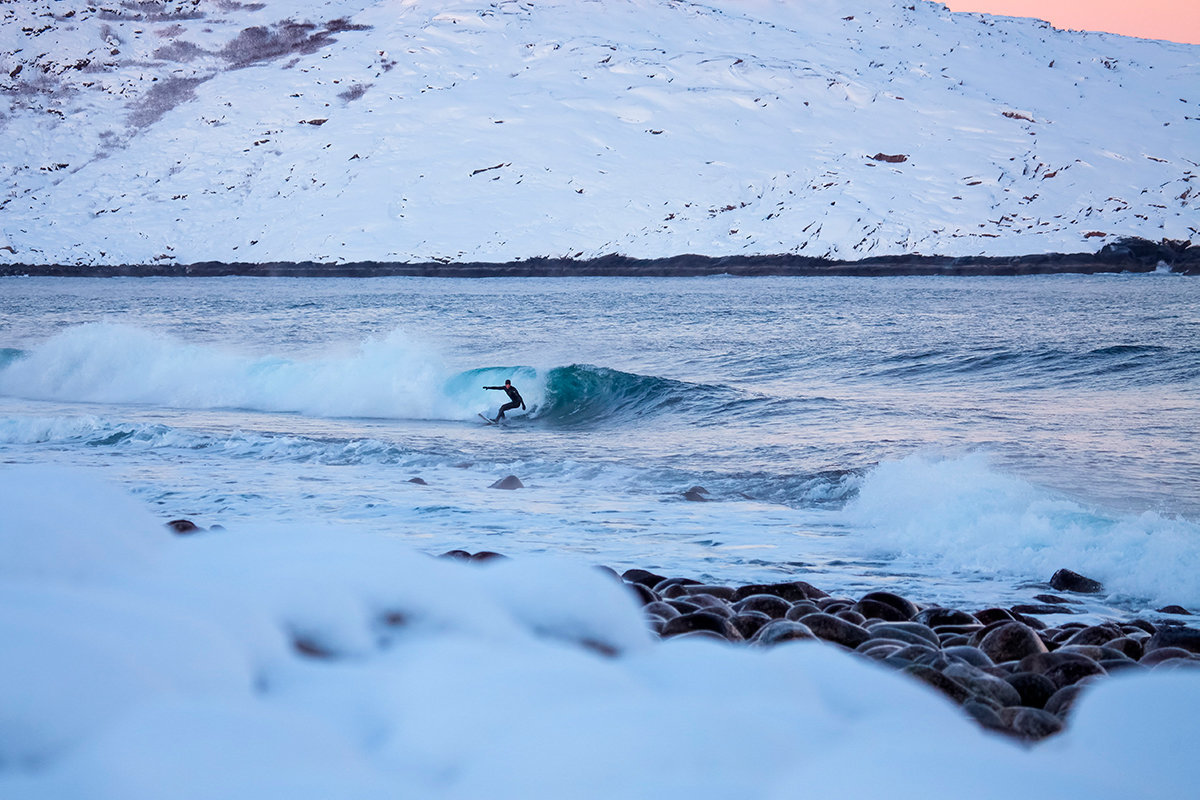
[[3, 463, 1199, 800], [2, 1, 1198, 797]]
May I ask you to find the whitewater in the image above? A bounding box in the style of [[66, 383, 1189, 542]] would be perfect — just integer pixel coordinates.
[[2, 274, 1199, 797]]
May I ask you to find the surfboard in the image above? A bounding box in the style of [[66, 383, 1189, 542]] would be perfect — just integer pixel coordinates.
[[478, 412, 497, 425]]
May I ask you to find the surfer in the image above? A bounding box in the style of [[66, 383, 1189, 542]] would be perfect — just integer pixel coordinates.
[[483, 379, 526, 421]]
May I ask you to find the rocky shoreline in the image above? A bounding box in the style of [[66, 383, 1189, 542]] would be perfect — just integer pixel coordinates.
[[167, 513, 1200, 743], [441, 548, 1198, 743], [2, 237, 1196, 278]]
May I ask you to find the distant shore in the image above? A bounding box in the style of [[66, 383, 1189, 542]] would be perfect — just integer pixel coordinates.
[[2, 237, 1195, 278]]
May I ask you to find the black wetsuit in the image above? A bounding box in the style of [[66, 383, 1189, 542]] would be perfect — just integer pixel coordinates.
[[484, 383, 525, 420]]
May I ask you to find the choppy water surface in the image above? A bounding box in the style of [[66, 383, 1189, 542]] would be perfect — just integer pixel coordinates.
[[1, 275, 1197, 613]]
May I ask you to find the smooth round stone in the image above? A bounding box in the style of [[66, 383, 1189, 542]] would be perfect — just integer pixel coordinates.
[[974, 607, 1016, 625], [979, 622, 1048, 663], [1145, 626, 1200, 655], [488, 475, 524, 490], [1018, 614, 1048, 631], [860, 591, 919, 619], [869, 622, 940, 647], [798, 612, 872, 649], [1042, 658, 1107, 690], [1140, 646, 1195, 666], [625, 582, 657, 605], [439, 549, 471, 560], [1151, 657, 1200, 671], [733, 593, 792, 619], [687, 595, 734, 617], [1054, 644, 1130, 662], [835, 609, 867, 626], [661, 611, 742, 641], [1000, 707, 1064, 740], [1018, 651, 1096, 674], [859, 644, 903, 660], [963, 700, 1007, 732], [854, 596, 911, 622], [750, 619, 817, 647], [853, 598, 908, 622], [939, 634, 971, 648], [888, 643, 938, 662], [902, 665, 972, 704], [681, 584, 737, 601], [856, 637, 909, 652], [658, 583, 692, 599], [1125, 618, 1156, 635], [731, 581, 826, 603], [653, 577, 702, 595], [1033, 593, 1079, 605], [913, 652, 954, 670], [1049, 568, 1104, 594], [934, 624, 986, 636], [942, 645, 994, 668], [1101, 659, 1147, 674], [915, 607, 978, 628], [817, 597, 853, 611], [1010, 603, 1075, 616], [732, 611, 772, 640], [622, 568, 668, 588], [657, 582, 700, 599], [469, 551, 507, 562], [666, 599, 701, 615], [943, 663, 1022, 708], [1044, 684, 1087, 718], [664, 630, 731, 644], [643, 601, 680, 621], [1064, 624, 1124, 647], [646, 615, 667, 634], [1005, 671, 1057, 709], [1103, 636, 1144, 660], [785, 602, 822, 621], [964, 618, 1022, 647]]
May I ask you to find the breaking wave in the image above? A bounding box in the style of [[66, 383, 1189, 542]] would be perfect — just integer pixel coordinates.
[[0, 323, 732, 427]]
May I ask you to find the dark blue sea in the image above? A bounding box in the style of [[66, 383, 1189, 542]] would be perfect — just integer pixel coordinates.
[[1, 274, 1197, 614]]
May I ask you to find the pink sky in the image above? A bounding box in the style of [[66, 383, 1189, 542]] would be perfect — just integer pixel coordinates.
[[943, 1, 1200, 45]]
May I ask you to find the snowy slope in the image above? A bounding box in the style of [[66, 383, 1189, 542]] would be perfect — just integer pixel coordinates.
[[1, 0, 1197, 266]]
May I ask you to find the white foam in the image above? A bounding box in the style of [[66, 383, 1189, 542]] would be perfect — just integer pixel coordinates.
[[0, 323, 541, 422], [846, 452, 1200, 607]]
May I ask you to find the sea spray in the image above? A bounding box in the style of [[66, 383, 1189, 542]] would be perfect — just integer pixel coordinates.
[[0, 324, 470, 420], [845, 453, 1200, 608]]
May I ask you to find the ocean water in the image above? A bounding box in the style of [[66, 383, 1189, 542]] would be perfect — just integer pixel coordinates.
[[2, 274, 1198, 615]]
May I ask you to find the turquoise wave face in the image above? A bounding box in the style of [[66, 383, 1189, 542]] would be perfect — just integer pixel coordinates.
[[0, 348, 23, 369], [446, 364, 736, 427], [536, 365, 712, 425]]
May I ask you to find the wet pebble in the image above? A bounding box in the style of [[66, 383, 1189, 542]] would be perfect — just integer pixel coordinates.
[[435, 552, 1200, 742]]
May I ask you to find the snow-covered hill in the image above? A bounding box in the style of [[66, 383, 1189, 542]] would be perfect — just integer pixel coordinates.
[[1, 0, 1196, 266]]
